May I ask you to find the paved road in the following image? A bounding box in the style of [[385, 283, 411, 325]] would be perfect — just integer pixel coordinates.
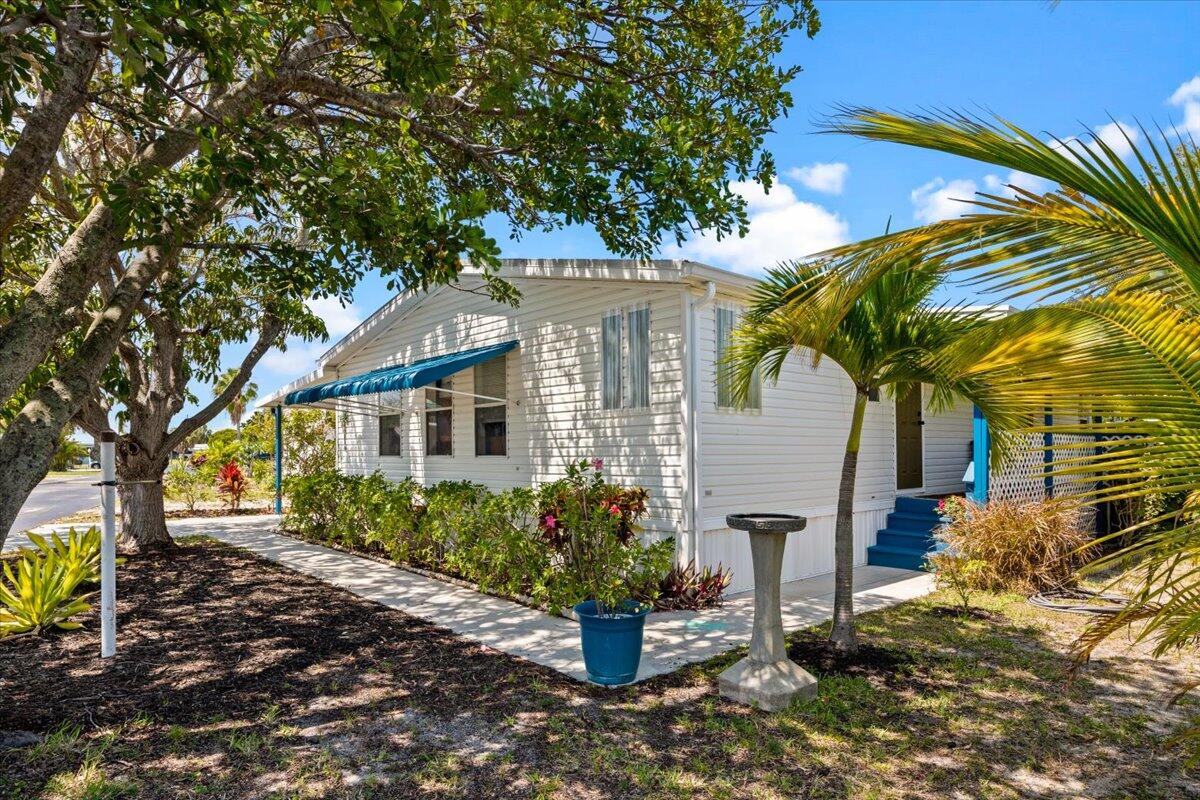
[[3, 474, 100, 551]]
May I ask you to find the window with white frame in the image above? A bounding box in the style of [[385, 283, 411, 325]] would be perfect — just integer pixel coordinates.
[[424, 378, 453, 456], [715, 303, 761, 410], [601, 305, 650, 409], [474, 355, 507, 456]]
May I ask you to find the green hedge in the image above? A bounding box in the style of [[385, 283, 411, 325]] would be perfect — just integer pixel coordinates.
[[282, 470, 677, 613]]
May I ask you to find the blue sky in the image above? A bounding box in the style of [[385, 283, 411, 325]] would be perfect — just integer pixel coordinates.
[[209, 0, 1200, 430]]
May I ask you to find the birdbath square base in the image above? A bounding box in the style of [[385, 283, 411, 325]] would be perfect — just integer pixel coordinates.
[[718, 657, 817, 711], [720, 513, 815, 712]]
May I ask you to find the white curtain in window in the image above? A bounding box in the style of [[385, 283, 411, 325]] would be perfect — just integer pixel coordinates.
[[626, 306, 650, 408], [602, 311, 623, 409], [716, 304, 761, 410]]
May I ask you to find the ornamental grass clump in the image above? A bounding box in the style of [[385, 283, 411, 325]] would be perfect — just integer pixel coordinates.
[[932, 497, 1096, 595]]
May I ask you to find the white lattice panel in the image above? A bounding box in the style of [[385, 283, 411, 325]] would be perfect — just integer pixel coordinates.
[[1050, 433, 1097, 499], [987, 430, 1098, 503], [988, 432, 1047, 503]]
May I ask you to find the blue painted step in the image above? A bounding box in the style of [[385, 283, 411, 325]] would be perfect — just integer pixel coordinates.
[[867, 496, 950, 571], [894, 495, 940, 515]]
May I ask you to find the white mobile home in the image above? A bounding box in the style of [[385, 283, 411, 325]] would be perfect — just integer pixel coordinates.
[[263, 259, 976, 593]]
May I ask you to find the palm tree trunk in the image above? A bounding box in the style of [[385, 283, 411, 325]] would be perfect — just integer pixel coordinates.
[[830, 390, 869, 653]]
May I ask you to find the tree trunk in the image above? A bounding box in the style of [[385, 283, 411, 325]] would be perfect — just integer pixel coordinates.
[[119, 459, 173, 552], [0, 246, 170, 550], [0, 28, 99, 241], [830, 390, 869, 654]]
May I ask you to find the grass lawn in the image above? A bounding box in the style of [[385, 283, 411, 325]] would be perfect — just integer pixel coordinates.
[[2, 538, 1197, 799]]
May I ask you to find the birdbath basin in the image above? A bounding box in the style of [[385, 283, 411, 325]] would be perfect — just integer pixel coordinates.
[[718, 512, 817, 711]]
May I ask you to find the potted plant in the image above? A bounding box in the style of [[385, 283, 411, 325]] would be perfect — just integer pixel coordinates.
[[545, 459, 658, 685]]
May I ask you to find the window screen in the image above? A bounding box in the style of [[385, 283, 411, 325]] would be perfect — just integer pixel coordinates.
[[626, 306, 650, 408], [474, 355, 507, 456], [424, 378, 452, 456], [378, 414, 403, 456]]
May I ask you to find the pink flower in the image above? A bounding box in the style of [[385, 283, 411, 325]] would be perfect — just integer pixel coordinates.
[[609, 505, 621, 516], [937, 499, 946, 511], [543, 514, 557, 529], [591, 458, 604, 471]]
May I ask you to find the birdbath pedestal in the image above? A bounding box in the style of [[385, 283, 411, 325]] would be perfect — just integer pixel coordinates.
[[718, 513, 817, 711]]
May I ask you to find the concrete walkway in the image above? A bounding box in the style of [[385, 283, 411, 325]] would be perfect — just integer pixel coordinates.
[[29, 514, 935, 683]]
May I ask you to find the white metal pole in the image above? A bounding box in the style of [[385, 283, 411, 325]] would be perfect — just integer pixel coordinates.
[[100, 430, 117, 658]]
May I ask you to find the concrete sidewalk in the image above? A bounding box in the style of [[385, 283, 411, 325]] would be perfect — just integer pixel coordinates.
[[31, 514, 935, 683]]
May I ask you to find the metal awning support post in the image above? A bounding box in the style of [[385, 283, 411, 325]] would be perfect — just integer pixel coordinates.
[[273, 405, 283, 515], [99, 431, 117, 659]]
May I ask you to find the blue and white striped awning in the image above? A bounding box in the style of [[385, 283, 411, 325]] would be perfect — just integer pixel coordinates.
[[284, 340, 517, 406]]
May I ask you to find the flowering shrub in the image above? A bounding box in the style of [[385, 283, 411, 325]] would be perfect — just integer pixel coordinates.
[[937, 495, 970, 523], [216, 461, 248, 511]]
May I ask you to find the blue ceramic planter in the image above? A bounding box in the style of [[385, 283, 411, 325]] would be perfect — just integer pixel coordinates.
[[574, 600, 650, 686]]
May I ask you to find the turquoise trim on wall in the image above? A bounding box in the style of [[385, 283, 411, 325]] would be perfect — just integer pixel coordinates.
[[971, 405, 989, 503]]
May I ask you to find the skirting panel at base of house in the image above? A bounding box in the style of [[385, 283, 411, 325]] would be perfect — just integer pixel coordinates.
[[699, 502, 894, 594]]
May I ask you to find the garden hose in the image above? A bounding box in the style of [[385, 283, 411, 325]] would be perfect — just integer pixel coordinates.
[[1027, 588, 1131, 616]]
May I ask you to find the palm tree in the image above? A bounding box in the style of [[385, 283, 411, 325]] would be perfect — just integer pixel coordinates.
[[214, 368, 258, 431], [812, 109, 1200, 676], [726, 257, 982, 653]]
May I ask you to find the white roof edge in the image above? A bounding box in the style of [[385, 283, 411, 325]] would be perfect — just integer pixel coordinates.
[[256, 365, 335, 409], [315, 258, 754, 368]]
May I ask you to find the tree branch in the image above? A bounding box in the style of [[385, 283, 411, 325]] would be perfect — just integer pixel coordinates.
[[161, 316, 284, 455]]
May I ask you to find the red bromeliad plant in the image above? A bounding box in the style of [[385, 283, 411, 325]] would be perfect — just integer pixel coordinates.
[[216, 461, 248, 511]]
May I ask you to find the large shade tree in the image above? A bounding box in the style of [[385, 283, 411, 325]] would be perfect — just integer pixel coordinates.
[[812, 108, 1200, 695], [0, 0, 823, 548], [726, 257, 981, 652]]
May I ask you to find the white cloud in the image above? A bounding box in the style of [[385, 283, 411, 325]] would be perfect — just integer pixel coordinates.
[[983, 170, 1053, 197], [910, 177, 979, 223], [1049, 120, 1139, 163], [665, 180, 849, 273], [1169, 76, 1200, 106], [1169, 75, 1200, 137], [306, 296, 361, 338], [259, 339, 328, 376], [1094, 121, 1139, 159], [257, 297, 363, 377], [786, 162, 849, 195]]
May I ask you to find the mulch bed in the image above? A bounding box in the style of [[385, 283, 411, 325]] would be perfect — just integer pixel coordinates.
[[1, 541, 553, 735], [1, 539, 1193, 799]]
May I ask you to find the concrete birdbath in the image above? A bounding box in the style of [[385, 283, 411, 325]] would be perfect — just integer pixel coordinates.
[[718, 513, 817, 711]]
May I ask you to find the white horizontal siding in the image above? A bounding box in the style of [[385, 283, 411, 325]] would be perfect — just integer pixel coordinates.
[[697, 292, 896, 524], [923, 392, 973, 494], [332, 278, 686, 534]]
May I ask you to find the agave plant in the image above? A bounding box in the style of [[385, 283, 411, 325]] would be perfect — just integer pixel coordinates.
[[0, 549, 95, 636], [813, 109, 1200, 675]]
